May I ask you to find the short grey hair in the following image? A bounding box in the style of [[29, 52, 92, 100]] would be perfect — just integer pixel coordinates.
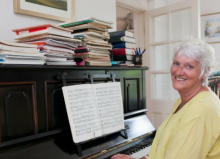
[[172, 38, 216, 86]]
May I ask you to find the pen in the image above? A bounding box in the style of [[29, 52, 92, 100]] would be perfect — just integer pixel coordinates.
[[132, 51, 135, 55], [136, 48, 139, 55], [133, 48, 136, 55]]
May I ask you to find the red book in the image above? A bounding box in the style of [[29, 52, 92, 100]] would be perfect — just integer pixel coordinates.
[[12, 24, 72, 40], [74, 52, 89, 55], [112, 48, 134, 56], [74, 47, 88, 50]]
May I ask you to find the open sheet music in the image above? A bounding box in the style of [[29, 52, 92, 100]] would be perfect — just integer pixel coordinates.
[[62, 82, 124, 143]]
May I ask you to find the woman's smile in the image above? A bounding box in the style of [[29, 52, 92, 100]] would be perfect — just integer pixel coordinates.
[[171, 54, 203, 94]]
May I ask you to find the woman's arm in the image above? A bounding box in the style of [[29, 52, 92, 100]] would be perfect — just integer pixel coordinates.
[[111, 154, 147, 159]]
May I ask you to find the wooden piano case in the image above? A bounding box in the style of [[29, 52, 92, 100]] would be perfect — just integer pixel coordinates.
[[0, 65, 154, 159]]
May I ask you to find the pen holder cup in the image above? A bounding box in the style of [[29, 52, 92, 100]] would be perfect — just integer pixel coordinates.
[[132, 55, 143, 65]]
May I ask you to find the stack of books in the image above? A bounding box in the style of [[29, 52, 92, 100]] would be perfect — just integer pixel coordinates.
[[59, 17, 113, 66], [12, 24, 81, 66], [108, 30, 136, 65], [0, 39, 44, 65]]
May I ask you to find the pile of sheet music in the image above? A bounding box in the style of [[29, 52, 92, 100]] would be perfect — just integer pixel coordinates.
[[0, 39, 44, 65], [12, 24, 82, 66], [58, 17, 113, 66]]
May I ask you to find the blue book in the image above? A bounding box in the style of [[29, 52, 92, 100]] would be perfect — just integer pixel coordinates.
[[109, 30, 134, 38], [112, 42, 136, 49]]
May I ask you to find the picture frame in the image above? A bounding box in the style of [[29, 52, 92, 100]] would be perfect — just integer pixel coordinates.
[[201, 12, 220, 43], [13, 0, 75, 22]]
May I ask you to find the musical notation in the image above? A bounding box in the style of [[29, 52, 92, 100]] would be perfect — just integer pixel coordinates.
[[62, 82, 124, 143]]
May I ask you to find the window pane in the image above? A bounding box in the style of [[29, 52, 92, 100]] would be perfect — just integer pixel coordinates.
[[170, 42, 178, 59], [152, 14, 169, 42], [151, 44, 170, 71], [151, 74, 171, 99], [172, 9, 191, 40]]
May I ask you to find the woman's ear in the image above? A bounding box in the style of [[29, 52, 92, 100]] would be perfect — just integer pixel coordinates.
[[202, 72, 208, 81]]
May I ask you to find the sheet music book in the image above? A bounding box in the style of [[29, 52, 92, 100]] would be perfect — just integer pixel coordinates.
[[62, 82, 125, 143]]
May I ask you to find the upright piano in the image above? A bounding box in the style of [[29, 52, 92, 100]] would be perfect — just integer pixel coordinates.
[[0, 65, 155, 159]]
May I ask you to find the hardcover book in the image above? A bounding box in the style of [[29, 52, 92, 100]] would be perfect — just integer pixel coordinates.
[[112, 48, 134, 55], [62, 82, 124, 143], [109, 30, 134, 38], [108, 36, 136, 44], [112, 42, 136, 49], [113, 54, 134, 61], [59, 17, 113, 29]]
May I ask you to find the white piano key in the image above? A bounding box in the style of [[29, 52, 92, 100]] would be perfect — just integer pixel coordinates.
[[130, 145, 152, 158]]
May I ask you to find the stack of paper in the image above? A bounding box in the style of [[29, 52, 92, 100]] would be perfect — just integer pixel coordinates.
[[12, 24, 82, 66], [0, 39, 45, 65], [59, 17, 113, 66]]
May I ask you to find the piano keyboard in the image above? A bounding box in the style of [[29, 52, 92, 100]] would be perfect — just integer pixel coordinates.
[[102, 138, 152, 159], [130, 145, 151, 158]]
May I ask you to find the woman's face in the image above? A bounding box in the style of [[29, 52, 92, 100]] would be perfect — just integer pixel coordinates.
[[170, 54, 203, 93]]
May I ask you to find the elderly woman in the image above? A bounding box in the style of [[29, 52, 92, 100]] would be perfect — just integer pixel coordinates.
[[111, 38, 220, 159]]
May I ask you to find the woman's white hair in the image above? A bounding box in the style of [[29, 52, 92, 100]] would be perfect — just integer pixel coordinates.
[[172, 38, 216, 86]]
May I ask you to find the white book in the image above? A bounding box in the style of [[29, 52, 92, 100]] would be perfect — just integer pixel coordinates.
[[0, 58, 45, 65], [45, 39, 78, 49], [41, 45, 75, 54], [15, 35, 82, 43], [86, 40, 111, 46], [0, 39, 37, 48], [0, 43, 39, 54], [87, 44, 112, 50], [62, 82, 124, 143], [46, 57, 67, 62], [0, 51, 44, 57], [46, 61, 76, 65], [1, 61, 45, 65], [5, 55, 45, 60]]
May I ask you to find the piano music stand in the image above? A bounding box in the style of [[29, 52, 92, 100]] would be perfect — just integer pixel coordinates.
[[57, 72, 129, 157]]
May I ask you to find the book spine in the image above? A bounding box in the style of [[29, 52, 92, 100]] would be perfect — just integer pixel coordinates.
[[112, 49, 126, 56], [113, 55, 133, 61], [74, 54, 89, 58], [109, 31, 125, 37], [74, 47, 87, 50], [74, 52, 89, 55], [85, 61, 90, 66], [74, 49, 89, 53], [108, 37, 124, 43], [112, 43, 126, 49]]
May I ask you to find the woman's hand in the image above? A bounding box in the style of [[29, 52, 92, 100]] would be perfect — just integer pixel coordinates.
[[111, 154, 135, 159]]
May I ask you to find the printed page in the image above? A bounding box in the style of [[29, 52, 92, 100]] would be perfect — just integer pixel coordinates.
[[94, 82, 125, 135], [62, 84, 102, 143]]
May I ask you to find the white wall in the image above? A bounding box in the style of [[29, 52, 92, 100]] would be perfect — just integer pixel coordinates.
[[200, 0, 220, 15], [200, 0, 220, 71], [117, 0, 147, 10], [0, 0, 116, 41]]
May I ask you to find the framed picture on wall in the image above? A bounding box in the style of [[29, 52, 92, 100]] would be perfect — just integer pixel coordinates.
[[201, 13, 220, 43], [13, 0, 75, 21]]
